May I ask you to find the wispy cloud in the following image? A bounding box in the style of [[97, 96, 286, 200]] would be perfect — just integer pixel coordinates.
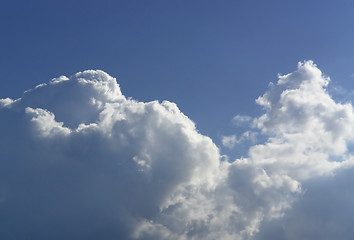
[[222, 134, 237, 148], [222, 131, 257, 149], [232, 114, 252, 125]]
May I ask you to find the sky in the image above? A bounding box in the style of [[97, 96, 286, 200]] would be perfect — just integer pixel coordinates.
[[1, 1, 354, 239]]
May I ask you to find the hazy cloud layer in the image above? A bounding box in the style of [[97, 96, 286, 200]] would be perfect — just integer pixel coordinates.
[[1, 62, 354, 239]]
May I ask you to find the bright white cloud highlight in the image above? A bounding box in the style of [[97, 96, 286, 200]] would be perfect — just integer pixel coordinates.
[[251, 61, 354, 180], [0, 97, 15, 107], [1, 61, 354, 239]]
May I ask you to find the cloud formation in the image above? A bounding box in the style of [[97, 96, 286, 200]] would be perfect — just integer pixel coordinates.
[[1, 62, 354, 239], [0, 70, 225, 239], [249, 61, 354, 239], [251, 61, 354, 180]]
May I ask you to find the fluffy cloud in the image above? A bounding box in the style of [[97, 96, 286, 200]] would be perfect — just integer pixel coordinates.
[[1, 62, 354, 239], [0, 70, 226, 239], [248, 61, 354, 239], [0, 70, 238, 239], [250, 61, 354, 180]]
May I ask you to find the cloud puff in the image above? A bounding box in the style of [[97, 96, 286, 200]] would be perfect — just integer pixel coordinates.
[[233, 114, 252, 125], [222, 60, 354, 239], [247, 61, 354, 239], [221, 132, 257, 149], [1, 62, 354, 239], [251, 61, 354, 180], [222, 135, 237, 148], [0, 70, 228, 239]]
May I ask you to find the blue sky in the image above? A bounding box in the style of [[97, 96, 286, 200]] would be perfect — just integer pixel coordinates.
[[2, 1, 354, 239], [2, 0, 354, 141]]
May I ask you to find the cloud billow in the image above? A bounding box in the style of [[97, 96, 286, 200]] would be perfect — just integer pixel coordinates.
[[1, 62, 354, 239], [0, 70, 225, 239]]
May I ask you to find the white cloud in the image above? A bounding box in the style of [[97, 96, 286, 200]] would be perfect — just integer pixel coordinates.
[[221, 132, 257, 149], [222, 60, 354, 239], [0, 70, 228, 239], [1, 62, 354, 239], [25, 107, 71, 137], [245, 61, 354, 239], [233, 114, 252, 125], [251, 61, 354, 180], [0, 97, 15, 108], [221, 135, 237, 148]]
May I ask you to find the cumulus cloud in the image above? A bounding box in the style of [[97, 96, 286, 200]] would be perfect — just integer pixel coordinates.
[[251, 61, 354, 180], [247, 61, 354, 239], [1, 62, 354, 239], [0, 70, 228, 239]]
